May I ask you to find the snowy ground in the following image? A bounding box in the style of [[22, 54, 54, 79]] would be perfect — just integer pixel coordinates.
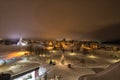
[[0, 46, 120, 80], [46, 64, 95, 80]]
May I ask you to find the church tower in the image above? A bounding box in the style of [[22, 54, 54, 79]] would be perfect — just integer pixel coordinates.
[[17, 37, 27, 46]]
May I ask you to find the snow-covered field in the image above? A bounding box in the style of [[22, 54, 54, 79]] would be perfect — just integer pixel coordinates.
[[0, 45, 26, 65], [0, 45, 26, 57]]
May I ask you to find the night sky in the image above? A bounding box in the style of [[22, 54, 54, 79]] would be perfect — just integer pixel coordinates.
[[0, 0, 120, 40]]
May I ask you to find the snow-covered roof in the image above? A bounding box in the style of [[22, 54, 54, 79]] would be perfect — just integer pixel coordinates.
[[78, 61, 120, 80]]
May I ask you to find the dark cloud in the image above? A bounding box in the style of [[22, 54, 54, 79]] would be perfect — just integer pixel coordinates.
[[86, 23, 120, 40], [0, 0, 120, 40]]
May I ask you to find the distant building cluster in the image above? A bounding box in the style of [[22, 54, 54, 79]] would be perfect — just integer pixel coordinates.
[[25, 38, 100, 54], [0, 37, 120, 53]]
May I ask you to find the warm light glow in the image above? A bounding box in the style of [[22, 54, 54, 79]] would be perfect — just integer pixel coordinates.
[[61, 42, 68, 49], [69, 52, 76, 56], [50, 50, 57, 53], [81, 44, 91, 50], [39, 54, 46, 57], [87, 55, 97, 59], [108, 59, 120, 63], [4, 51, 29, 59], [47, 46, 53, 50]]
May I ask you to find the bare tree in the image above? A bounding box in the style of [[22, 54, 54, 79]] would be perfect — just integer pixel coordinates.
[[26, 45, 49, 56]]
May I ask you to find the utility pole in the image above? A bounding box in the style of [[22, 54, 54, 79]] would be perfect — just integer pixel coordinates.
[[44, 72, 47, 80]]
